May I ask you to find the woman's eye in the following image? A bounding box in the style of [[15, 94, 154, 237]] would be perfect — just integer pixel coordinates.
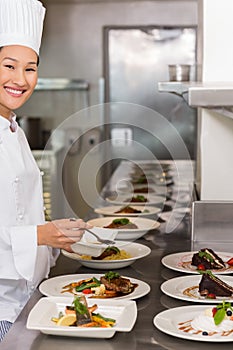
[[4, 64, 14, 69], [26, 68, 37, 72]]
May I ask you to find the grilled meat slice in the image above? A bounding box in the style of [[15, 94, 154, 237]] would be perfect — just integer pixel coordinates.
[[115, 206, 142, 214], [100, 275, 135, 294], [191, 248, 225, 270]]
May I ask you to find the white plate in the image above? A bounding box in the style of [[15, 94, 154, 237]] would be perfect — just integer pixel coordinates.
[[27, 297, 137, 338], [71, 227, 117, 257], [161, 251, 233, 274], [153, 305, 233, 342], [94, 205, 161, 218], [39, 273, 150, 300], [61, 242, 151, 270], [87, 217, 160, 241], [161, 275, 233, 303], [116, 183, 167, 196], [105, 194, 166, 206]]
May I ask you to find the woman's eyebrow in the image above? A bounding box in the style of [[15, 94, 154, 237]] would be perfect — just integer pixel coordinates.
[[3, 57, 37, 65]]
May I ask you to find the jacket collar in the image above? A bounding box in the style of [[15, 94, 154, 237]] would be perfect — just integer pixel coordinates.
[[0, 113, 17, 132]]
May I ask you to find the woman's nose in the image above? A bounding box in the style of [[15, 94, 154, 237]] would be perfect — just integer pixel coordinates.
[[12, 69, 27, 86]]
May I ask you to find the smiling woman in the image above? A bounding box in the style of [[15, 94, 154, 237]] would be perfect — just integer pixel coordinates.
[[0, 0, 91, 342]]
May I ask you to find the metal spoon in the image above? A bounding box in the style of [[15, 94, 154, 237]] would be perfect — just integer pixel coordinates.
[[69, 218, 115, 245]]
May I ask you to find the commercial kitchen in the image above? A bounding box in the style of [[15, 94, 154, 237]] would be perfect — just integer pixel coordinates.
[[2, 0, 233, 349]]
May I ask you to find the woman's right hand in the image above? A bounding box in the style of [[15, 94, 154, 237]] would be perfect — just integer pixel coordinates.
[[37, 218, 92, 252]]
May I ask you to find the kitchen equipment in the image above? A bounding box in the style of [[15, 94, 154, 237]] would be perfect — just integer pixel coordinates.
[[168, 64, 191, 81]]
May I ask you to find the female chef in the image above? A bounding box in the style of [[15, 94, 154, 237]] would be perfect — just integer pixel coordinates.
[[0, 0, 90, 341]]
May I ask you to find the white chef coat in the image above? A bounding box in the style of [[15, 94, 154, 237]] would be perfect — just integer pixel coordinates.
[[0, 115, 59, 323]]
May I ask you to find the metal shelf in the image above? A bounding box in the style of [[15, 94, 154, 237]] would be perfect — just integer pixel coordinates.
[[158, 81, 233, 108], [35, 78, 89, 91]]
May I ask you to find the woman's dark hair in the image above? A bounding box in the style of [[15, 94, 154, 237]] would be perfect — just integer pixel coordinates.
[[0, 46, 40, 66]]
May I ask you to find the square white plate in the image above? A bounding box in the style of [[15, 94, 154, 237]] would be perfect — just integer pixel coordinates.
[[27, 297, 137, 338]]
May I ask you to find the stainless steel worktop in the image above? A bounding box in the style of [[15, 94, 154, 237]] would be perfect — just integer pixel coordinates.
[[2, 160, 233, 350]]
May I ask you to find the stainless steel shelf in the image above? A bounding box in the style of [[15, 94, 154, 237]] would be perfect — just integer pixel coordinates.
[[35, 78, 89, 91], [158, 81, 233, 108]]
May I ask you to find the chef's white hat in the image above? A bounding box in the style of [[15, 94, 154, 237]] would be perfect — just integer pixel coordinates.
[[0, 0, 46, 55]]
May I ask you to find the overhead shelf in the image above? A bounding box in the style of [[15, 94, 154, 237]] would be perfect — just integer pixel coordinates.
[[158, 81, 233, 108], [35, 78, 89, 91]]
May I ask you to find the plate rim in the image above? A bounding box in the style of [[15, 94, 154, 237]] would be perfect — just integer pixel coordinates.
[[39, 273, 151, 300], [94, 205, 161, 217], [27, 296, 137, 338], [153, 305, 233, 342], [161, 274, 233, 303], [161, 251, 233, 275]]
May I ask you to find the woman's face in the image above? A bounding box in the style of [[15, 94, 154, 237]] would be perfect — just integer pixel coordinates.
[[0, 45, 38, 118]]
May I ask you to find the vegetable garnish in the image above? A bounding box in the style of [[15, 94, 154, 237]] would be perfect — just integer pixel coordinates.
[[104, 271, 120, 281], [198, 251, 215, 263], [213, 301, 233, 325], [75, 277, 101, 292], [112, 218, 130, 225]]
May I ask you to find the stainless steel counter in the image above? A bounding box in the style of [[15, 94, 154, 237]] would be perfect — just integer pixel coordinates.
[[2, 160, 232, 350]]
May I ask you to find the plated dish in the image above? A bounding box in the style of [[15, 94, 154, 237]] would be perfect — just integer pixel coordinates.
[[87, 217, 160, 241], [116, 183, 167, 196], [62, 242, 151, 270], [161, 251, 233, 274], [27, 297, 137, 338], [39, 273, 150, 300], [71, 227, 117, 257], [105, 194, 166, 206], [153, 304, 233, 342], [161, 275, 233, 303], [94, 205, 161, 218]]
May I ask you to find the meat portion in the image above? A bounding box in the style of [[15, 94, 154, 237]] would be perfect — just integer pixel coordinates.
[[199, 272, 233, 297], [104, 218, 138, 229], [191, 248, 225, 270], [115, 206, 142, 214], [100, 275, 135, 294]]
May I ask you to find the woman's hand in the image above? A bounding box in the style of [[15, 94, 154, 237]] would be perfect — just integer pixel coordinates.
[[37, 218, 92, 252]]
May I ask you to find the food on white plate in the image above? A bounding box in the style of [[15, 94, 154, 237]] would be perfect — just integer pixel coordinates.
[[178, 301, 233, 336], [191, 248, 226, 270], [103, 218, 138, 229], [81, 246, 132, 261], [51, 295, 116, 328], [183, 271, 233, 300], [61, 271, 138, 298], [199, 271, 233, 298], [114, 206, 143, 214], [125, 195, 148, 203], [133, 186, 155, 193]]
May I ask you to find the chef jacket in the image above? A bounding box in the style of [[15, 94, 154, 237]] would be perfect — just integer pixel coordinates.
[[0, 115, 59, 323]]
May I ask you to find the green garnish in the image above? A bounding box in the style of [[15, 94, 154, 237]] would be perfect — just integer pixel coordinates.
[[75, 277, 100, 292], [135, 195, 146, 202], [199, 251, 214, 263], [72, 296, 89, 315], [92, 313, 116, 323], [213, 301, 233, 325], [104, 271, 120, 280], [104, 246, 120, 254], [112, 218, 130, 225]]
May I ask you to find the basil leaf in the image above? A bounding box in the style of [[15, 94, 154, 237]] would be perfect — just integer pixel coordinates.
[[214, 308, 226, 325]]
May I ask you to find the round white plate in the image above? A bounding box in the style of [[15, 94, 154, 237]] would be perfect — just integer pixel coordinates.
[[87, 217, 160, 240], [105, 194, 166, 206], [94, 205, 161, 217], [116, 183, 167, 196], [153, 305, 233, 342], [161, 275, 233, 303], [161, 251, 233, 275], [39, 273, 150, 300], [61, 241, 151, 269]]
